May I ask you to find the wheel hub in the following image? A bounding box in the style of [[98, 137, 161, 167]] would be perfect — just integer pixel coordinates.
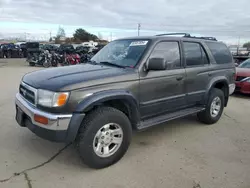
[[210, 97, 221, 117], [93, 123, 123, 158], [100, 131, 113, 145]]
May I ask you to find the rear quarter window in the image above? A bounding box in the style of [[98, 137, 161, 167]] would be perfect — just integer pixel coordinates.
[[205, 42, 232, 64]]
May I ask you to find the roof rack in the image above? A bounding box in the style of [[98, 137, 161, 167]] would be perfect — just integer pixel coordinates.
[[155, 33, 217, 41], [156, 33, 191, 37]]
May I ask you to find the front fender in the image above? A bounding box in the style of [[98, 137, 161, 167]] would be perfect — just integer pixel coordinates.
[[75, 89, 140, 125]]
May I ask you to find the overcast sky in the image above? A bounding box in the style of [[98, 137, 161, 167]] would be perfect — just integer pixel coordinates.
[[0, 0, 250, 44]]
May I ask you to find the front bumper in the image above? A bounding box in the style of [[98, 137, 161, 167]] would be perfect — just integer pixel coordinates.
[[235, 82, 250, 94], [15, 93, 85, 142]]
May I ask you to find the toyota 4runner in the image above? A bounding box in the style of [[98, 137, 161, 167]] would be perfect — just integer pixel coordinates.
[[15, 33, 236, 169]]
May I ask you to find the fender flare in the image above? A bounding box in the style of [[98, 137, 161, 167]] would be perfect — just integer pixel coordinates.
[[66, 90, 140, 143], [204, 76, 229, 106], [75, 89, 141, 125]]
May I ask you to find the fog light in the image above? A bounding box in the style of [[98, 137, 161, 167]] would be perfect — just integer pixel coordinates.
[[34, 114, 49, 125]]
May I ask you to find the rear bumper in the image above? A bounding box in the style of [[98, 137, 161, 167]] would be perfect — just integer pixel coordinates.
[[235, 82, 250, 94], [229, 84, 236, 95], [15, 93, 85, 143]]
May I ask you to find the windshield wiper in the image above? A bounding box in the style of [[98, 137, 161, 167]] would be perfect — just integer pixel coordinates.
[[99, 61, 125, 68]]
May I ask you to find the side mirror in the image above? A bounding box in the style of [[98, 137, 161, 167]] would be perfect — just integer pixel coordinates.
[[147, 58, 166, 71]]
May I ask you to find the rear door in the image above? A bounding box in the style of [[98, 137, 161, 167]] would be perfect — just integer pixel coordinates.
[[182, 41, 211, 106]]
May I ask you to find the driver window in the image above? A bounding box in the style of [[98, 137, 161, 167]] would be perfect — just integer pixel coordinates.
[[150, 42, 181, 69]]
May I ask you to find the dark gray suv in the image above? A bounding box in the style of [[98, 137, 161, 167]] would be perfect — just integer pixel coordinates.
[[15, 33, 236, 169]]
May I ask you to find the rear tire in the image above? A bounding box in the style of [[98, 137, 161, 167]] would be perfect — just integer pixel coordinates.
[[76, 106, 132, 169], [197, 88, 224, 124]]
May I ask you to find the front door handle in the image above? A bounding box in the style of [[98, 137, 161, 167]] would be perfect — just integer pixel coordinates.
[[176, 76, 183, 81]]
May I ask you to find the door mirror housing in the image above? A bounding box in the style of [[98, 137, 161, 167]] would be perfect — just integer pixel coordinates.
[[147, 58, 166, 71]]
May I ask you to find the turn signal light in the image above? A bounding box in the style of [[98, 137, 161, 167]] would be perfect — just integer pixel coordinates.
[[34, 114, 49, 125], [56, 93, 68, 107]]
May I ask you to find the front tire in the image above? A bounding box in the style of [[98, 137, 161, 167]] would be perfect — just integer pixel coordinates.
[[76, 107, 132, 169], [197, 88, 224, 124]]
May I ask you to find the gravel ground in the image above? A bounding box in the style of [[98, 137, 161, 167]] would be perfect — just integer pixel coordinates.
[[0, 59, 250, 188]]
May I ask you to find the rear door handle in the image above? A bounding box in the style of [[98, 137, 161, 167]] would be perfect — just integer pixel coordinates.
[[208, 72, 212, 76], [176, 76, 183, 81]]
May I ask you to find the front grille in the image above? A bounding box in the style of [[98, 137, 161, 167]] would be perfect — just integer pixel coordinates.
[[19, 84, 36, 105], [236, 76, 246, 82]]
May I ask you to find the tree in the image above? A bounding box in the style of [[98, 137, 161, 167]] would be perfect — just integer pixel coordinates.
[[57, 26, 66, 38], [54, 36, 61, 44], [65, 37, 73, 44], [73, 28, 98, 42], [243, 42, 250, 49]]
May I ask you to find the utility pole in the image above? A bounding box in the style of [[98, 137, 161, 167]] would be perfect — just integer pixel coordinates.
[[110, 32, 112, 41], [138, 23, 141, 36], [237, 36, 240, 55]]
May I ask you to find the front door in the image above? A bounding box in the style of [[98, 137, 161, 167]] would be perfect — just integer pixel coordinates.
[[139, 41, 186, 119]]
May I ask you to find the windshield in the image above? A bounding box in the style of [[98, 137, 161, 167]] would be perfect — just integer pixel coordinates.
[[239, 59, 250, 68], [91, 39, 149, 68]]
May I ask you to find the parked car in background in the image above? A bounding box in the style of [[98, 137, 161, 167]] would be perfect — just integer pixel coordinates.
[[41, 44, 58, 52], [0, 43, 22, 58], [235, 58, 250, 94], [58, 44, 75, 54], [20, 43, 27, 58], [237, 47, 250, 56], [26, 42, 41, 63], [75, 46, 91, 54], [0, 44, 4, 58]]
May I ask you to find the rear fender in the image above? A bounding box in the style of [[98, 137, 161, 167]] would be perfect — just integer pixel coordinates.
[[204, 76, 229, 106]]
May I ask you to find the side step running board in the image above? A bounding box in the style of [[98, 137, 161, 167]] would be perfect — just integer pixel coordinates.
[[137, 107, 205, 130]]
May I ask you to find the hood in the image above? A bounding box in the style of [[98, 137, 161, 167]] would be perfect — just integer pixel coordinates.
[[22, 64, 138, 91], [236, 67, 250, 77]]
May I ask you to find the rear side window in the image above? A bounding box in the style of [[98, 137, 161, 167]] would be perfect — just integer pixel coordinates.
[[183, 42, 209, 66], [205, 42, 232, 64], [150, 42, 181, 69]]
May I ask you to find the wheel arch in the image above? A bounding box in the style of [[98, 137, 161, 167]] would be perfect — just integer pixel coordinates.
[[75, 90, 141, 129], [205, 77, 229, 107]]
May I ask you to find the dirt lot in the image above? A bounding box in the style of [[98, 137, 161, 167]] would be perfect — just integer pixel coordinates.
[[0, 59, 250, 188]]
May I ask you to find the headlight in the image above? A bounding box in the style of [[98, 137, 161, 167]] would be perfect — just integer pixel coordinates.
[[246, 78, 250, 83], [38, 89, 69, 107]]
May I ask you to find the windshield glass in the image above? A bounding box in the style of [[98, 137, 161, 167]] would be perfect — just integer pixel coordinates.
[[239, 59, 250, 68], [91, 39, 149, 67]]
